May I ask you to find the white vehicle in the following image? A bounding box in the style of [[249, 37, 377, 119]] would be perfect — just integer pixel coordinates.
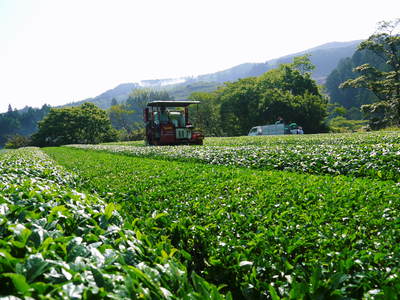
[[248, 123, 303, 136]]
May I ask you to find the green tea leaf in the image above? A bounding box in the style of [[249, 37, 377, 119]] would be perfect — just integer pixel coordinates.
[[3, 273, 31, 295]]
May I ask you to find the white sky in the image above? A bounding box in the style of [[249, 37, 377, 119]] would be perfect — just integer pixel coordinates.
[[0, 0, 399, 113]]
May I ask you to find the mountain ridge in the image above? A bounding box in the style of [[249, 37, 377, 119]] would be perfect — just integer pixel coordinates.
[[61, 40, 362, 110]]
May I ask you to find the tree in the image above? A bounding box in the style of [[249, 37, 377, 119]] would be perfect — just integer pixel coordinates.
[[110, 98, 118, 106], [328, 116, 367, 133], [126, 89, 173, 112], [291, 54, 315, 75], [361, 101, 391, 130], [0, 104, 50, 147], [5, 135, 31, 149], [189, 92, 223, 136], [325, 55, 378, 109], [32, 103, 117, 147], [108, 103, 135, 133], [119, 89, 174, 134], [341, 19, 400, 127], [219, 77, 260, 136], [257, 63, 320, 97], [217, 58, 327, 135], [257, 89, 327, 134]]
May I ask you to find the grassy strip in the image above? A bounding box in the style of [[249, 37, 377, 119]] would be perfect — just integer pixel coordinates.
[[0, 148, 227, 299], [45, 147, 400, 299]]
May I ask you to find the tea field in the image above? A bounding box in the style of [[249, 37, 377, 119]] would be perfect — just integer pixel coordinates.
[[70, 131, 400, 181], [0, 148, 227, 299], [106, 131, 400, 147], [1, 131, 400, 299]]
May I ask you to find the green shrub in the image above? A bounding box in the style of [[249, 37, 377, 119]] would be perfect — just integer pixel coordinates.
[[329, 116, 368, 132], [4, 135, 31, 149]]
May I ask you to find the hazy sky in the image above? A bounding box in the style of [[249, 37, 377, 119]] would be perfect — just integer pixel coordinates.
[[0, 0, 399, 113]]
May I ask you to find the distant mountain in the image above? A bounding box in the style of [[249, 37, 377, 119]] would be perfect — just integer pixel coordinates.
[[61, 83, 140, 110], [61, 40, 361, 110], [190, 40, 362, 84], [307, 40, 363, 52], [194, 63, 261, 83], [264, 40, 363, 83]]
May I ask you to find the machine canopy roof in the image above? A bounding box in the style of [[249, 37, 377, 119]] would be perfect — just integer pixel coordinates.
[[147, 100, 200, 107]]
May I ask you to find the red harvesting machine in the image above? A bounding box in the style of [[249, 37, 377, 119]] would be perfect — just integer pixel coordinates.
[[144, 100, 204, 146]]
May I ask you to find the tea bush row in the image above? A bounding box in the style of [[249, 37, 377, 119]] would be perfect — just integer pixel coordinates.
[[0, 148, 226, 299], [106, 131, 400, 147], [68, 141, 400, 181], [46, 147, 400, 299]]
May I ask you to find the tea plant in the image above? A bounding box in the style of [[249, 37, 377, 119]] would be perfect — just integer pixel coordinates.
[[107, 130, 400, 147], [204, 131, 400, 146], [68, 140, 400, 181], [0, 148, 227, 299], [45, 147, 400, 299]]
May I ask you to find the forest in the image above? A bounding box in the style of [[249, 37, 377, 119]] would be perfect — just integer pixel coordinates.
[[189, 57, 328, 136], [0, 105, 50, 147]]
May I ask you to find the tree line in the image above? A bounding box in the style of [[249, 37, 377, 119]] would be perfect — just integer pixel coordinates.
[[9, 57, 326, 148], [0, 105, 51, 147], [107, 89, 173, 140], [189, 56, 328, 136]]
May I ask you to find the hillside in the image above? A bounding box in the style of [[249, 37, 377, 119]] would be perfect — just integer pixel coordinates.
[[190, 40, 361, 84], [60, 83, 140, 110], [62, 40, 361, 110]]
